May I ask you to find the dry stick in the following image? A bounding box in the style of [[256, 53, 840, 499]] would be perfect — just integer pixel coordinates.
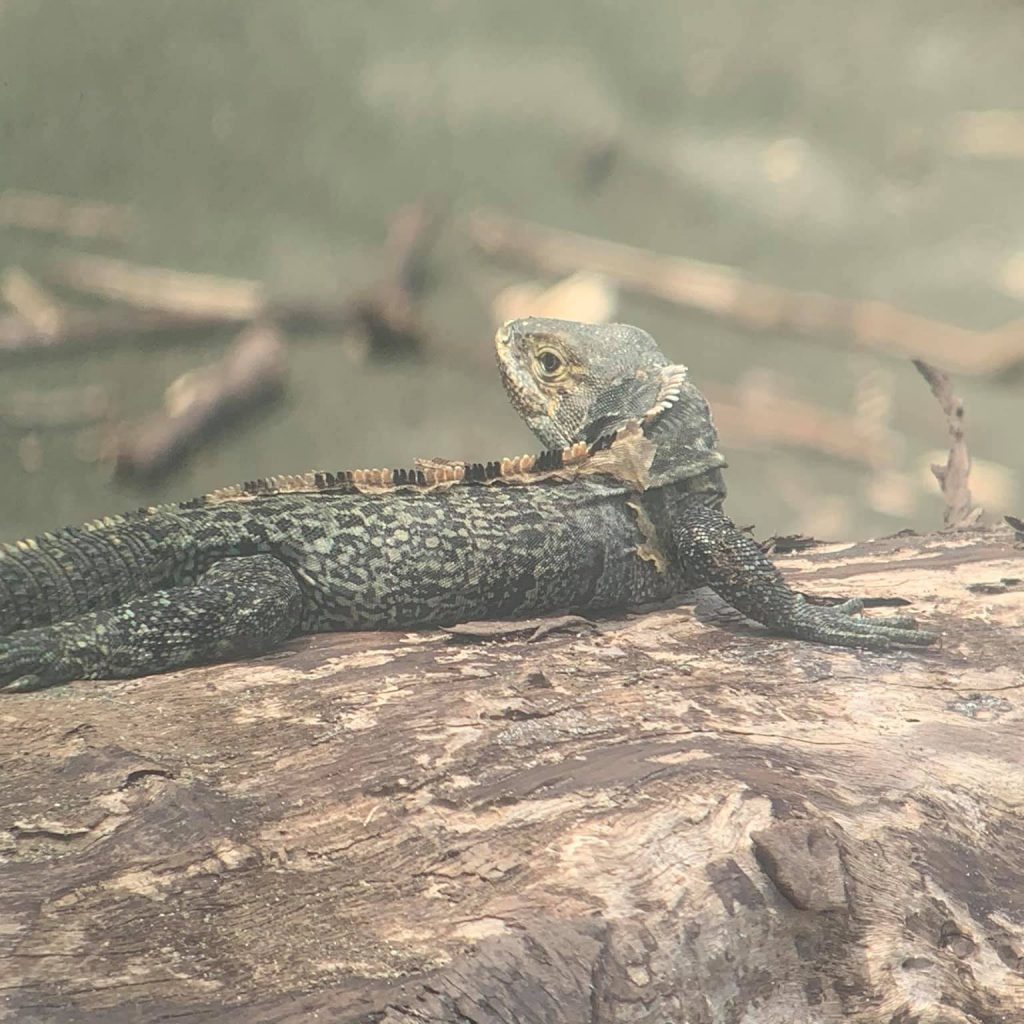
[[704, 387, 882, 467], [912, 360, 977, 529], [0, 307, 257, 358], [0, 189, 135, 242], [0, 199, 443, 360], [0, 267, 66, 336], [111, 324, 288, 483], [0, 385, 111, 432], [467, 210, 1024, 377], [492, 271, 618, 327], [347, 196, 446, 358], [52, 196, 445, 356], [53, 254, 264, 319], [947, 111, 1024, 159]]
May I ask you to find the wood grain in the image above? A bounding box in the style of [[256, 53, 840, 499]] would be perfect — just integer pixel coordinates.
[[1, 527, 1022, 1022]]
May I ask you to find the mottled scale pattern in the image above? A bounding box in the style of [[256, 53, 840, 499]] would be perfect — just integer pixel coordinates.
[[0, 477, 682, 690], [0, 513, 185, 634]]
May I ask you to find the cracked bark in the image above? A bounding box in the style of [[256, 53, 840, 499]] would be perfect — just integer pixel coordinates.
[[0, 526, 1022, 1023]]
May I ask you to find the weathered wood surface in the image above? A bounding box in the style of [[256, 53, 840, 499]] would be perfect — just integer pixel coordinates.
[[1, 527, 1022, 1023]]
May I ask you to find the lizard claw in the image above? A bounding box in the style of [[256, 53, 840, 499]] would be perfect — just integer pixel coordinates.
[[791, 596, 938, 650], [826, 598, 921, 631], [850, 612, 919, 631]]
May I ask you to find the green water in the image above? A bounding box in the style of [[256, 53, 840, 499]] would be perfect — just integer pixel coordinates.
[[1, 0, 1021, 541]]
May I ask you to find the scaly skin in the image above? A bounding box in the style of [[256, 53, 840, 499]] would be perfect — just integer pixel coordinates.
[[0, 318, 936, 691]]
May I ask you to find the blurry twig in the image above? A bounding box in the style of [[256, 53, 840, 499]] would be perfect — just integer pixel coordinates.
[[492, 271, 617, 327], [0, 308, 253, 357], [0, 385, 111, 432], [110, 324, 288, 483], [912, 360, 978, 529], [346, 196, 446, 358], [0, 189, 135, 241], [378, 196, 444, 301], [852, 359, 917, 520], [0, 198, 443, 361], [51, 197, 445, 347], [704, 371, 885, 467], [947, 111, 1024, 159], [1, 267, 66, 336], [468, 209, 1024, 376], [53, 254, 264, 319]]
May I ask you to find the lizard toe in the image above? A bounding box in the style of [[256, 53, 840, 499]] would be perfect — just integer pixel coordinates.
[[838, 617, 938, 648], [849, 612, 919, 631], [827, 600, 921, 633], [793, 600, 939, 650]]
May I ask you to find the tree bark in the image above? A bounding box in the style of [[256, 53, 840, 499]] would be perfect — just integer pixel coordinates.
[[1, 526, 1022, 1023]]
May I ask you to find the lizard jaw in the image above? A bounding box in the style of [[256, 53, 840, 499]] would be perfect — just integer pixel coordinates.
[[494, 321, 572, 448]]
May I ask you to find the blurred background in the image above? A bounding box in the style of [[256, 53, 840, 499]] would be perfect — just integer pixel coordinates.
[[1, 0, 1021, 543]]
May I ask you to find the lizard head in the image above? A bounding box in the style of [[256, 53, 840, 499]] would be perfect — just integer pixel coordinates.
[[495, 317, 673, 448]]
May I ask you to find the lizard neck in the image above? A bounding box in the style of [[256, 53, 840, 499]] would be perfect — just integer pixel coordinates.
[[637, 367, 728, 497]]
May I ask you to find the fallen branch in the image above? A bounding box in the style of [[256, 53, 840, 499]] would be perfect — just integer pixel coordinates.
[[705, 381, 885, 468], [110, 324, 288, 483], [947, 110, 1024, 159], [0, 189, 135, 242], [344, 196, 446, 359], [53, 253, 264, 319], [913, 360, 978, 528], [0, 308, 255, 358], [0, 385, 111, 432], [491, 271, 617, 327], [0, 267, 66, 337], [0, 199, 443, 361], [468, 209, 1024, 376], [53, 196, 445, 359]]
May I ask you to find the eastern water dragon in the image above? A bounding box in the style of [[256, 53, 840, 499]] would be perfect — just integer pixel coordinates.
[[0, 317, 936, 691]]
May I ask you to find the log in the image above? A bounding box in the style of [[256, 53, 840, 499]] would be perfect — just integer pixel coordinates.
[[0, 526, 1022, 1023]]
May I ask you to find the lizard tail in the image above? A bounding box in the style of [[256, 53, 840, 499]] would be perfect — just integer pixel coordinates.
[[0, 512, 183, 635]]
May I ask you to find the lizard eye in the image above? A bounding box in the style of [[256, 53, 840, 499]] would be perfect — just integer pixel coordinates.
[[536, 349, 564, 379]]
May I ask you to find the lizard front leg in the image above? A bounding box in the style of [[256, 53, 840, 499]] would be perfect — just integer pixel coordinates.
[[670, 498, 938, 650], [0, 555, 302, 692]]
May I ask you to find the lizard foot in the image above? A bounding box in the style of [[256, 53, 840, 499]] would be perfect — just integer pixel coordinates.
[[790, 596, 938, 651], [828, 598, 919, 630]]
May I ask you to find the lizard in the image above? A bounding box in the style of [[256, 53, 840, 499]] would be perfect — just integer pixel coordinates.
[[0, 317, 936, 691]]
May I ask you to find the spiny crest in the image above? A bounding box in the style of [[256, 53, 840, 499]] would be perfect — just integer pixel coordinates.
[[188, 383, 688, 508], [641, 365, 688, 427], [195, 440, 602, 506]]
